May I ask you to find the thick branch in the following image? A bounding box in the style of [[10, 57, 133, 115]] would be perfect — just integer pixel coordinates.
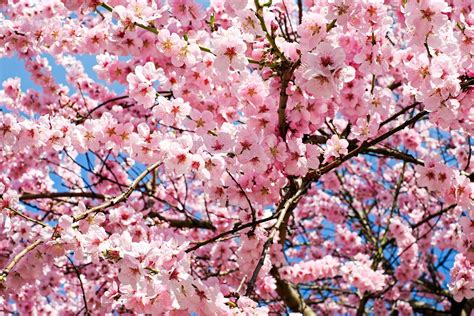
[[297, 0, 303, 24], [271, 267, 315, 316], [460, 76, 474, 91], [365, 147, 423, 165], [387, 81, 402, 90], [356, 295, 370, 316], [270, 110, 428, 315], [262, 180, 316, 313], [278, 65, 297, 140], [409, 301, 451, 316]]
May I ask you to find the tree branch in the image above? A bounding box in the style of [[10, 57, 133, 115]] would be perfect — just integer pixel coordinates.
[[380, 102, 420, 128], [277, 62, 299, 140], [411, 204, 456, 229], [305, 110, 428, 182], [6, 207, 47, 227], [185, 215, 277, 253], [245, 183, 307, 296], [0, 239, 43, 283], [66, 255, 90, 316], [149, 212, 216, 230], [73, 161, 161, 222], [226, 169, 257, 228], [271, 266, 315, 316], [20, 191, 106, 201]]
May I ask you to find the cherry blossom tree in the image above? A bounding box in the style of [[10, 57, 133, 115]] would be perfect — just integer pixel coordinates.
[[0, 0, 473, 314]]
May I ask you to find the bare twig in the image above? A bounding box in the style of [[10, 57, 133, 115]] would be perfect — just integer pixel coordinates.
[[411, 204, 456, 229], [66, 256, 90, 316], [297, 0, 303, 24], [185, 215, 277, 253], [73, 161, 161, 222], [226, 169, 257, 228], [6, 207, 47, 227]]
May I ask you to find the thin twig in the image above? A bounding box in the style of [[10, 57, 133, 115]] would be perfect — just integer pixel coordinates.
[[76, 95, 129, 123], [185, 215, 277, 253], [380, 102, 420, 128], [306, 111, 429, 182], [411, 204, 456, 229], [20, 192, 106, 201], [6, 207, 47, 227], [226, 169, 257, 228], [66, 256, 90, 316], [73, 161, 161, 222]]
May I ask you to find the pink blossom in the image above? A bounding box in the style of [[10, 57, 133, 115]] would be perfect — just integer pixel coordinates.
[[1, 0, 474, 314], [169, 0, 205, 25], [405, 0, 451, 41], [324, 135, 349, 160], [449, 254, 474, 302], [341, 255, 387, 293], [212, 27, 248, 73], [127, 62, 164, 108], [297, 12, 327, 52]]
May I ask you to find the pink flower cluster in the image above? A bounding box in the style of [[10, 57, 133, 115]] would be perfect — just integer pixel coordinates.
[[127, 62, 165, 108], [449, 253, 474, 302], [341, 254, 388, 294], [0, 0, 474, 314], [280, 255, 340, 284], [389, 218, 420, 282]]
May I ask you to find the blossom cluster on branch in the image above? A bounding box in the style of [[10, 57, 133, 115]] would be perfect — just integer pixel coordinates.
[[0, 0, 473, 314]]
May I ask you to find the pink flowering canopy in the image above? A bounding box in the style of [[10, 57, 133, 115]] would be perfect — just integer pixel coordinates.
[[1, 0, 474, 314]]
